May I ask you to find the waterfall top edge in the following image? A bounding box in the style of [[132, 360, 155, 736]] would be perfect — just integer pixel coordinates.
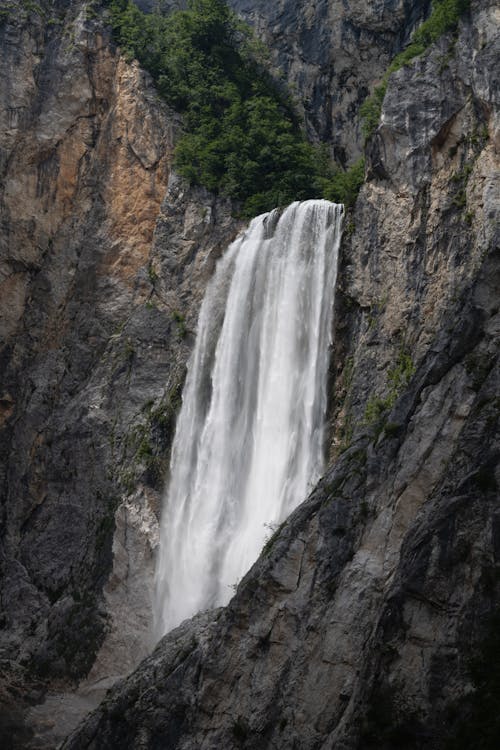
[[246, 199, 344, 241], [249, 199, 344, 226]]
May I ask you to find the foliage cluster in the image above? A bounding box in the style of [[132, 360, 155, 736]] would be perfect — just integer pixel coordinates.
[[106, 0, 364, 215], [0, 0, 45, 23], [360, 0, 470, 138], [172, 310, 188, 339], [361, 685, 419, 747], [320, 156, 365, 209], [364, 349, 415, 428]]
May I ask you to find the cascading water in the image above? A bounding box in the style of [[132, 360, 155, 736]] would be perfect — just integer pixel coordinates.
[[154, 199, 343, 636]]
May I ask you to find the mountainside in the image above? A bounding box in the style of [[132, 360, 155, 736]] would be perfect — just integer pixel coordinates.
[[0, 0, 498, 748], [229, 0, 432, 161], [0, 3, 241, 743]]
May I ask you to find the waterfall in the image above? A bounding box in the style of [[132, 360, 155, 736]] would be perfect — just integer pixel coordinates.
[[154, 200, 343, 636]]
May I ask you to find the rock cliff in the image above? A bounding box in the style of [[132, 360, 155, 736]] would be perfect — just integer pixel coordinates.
[[0, 0, 498, 748], [139, 0, 433, 163], [0, 2, 240, 744], [229, 0, 433, 162]]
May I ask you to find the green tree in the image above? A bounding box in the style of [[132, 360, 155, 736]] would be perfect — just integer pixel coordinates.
[[107, 0, 364, 215]]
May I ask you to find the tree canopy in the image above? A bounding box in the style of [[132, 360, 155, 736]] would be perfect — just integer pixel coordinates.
[[107, 0, 364, 215]]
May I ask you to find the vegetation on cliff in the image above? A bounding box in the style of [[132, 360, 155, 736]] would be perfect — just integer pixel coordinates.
[[106, 0, 364, 215], [360, 0, 470, 137]]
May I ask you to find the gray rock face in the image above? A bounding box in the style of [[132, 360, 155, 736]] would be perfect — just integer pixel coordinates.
[[62, 1, 500, 748], [62, 265, 500, 749], [125, 0, 433, 164], [0, 1, 240, 742], [228, 0, 432, 163]]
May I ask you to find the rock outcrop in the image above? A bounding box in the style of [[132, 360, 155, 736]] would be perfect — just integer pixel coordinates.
[[230, 0, 433, 162]]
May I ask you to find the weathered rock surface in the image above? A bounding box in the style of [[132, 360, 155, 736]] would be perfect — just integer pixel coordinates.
[[0, 1, 240, 744], [62, 1, 499, 748], [229, 0, 432, 162], [136, 0, 433, 163], [62, 262, 500, 748]]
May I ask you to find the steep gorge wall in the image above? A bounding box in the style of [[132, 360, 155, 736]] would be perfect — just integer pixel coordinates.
[[0, 0, 498, 748], [229, 0, 432, 162], [137, 0, 433, 163], [0, 0, 436, 711], [0, 2, 240, 741], [64, 1, 499, 748]]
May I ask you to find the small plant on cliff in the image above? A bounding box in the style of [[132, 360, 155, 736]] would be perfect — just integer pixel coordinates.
[[232, 717, 250, 742], [363, 349, 415, 428], [106, 0, 364, 214], [360, 82, 388, 140], [387, 350, 415, 397], [262, 520, 286, 556], [0, 3, 16, 24], [360, 0, 470, 138], [172, 310, 188, 339], [318, 157, 365, 209], [148, 264, 158, 283]]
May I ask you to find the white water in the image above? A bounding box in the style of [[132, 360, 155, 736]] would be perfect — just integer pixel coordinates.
[[154, 200, 343, 636]]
